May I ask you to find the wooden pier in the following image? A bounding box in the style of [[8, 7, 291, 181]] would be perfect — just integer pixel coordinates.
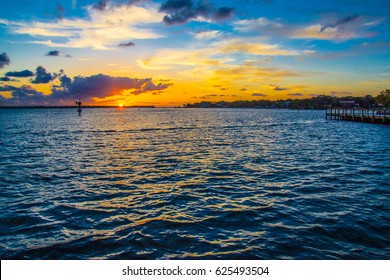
[[326, 108, 390, 124]]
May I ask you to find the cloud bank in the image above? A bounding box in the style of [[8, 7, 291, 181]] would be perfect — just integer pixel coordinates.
[[2, 2, 164, 49], [0, 73, 171, 106]]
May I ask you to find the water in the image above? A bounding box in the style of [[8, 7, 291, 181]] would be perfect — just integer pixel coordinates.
[[0, 108, 389, 259]]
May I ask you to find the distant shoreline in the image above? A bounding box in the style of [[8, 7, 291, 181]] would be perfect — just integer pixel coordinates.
[[0, 105, 156, 109], [0, 106, 326, 110], [0, 94, 385, 110]]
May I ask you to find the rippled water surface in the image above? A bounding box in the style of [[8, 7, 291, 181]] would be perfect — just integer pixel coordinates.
[[0, 108, 389, 259]]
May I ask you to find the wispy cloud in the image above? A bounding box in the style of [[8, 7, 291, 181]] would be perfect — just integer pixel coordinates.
[[137, 39, 304, 88], [219, 40, 300, 56], [292, 24, 355, 41], [1, 2, 164, 50], [292, 15, 382, 42], [233, 17, 282, 32], [138, 37, 305, 72], [234, 14, 383, 42], [194, 30, 222, 40], [214, 66, 300, 80], [320, 14, 359, 33], [138, 47, 225, 70]]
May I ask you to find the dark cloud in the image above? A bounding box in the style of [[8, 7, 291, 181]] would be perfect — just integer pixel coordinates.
[[240, 88, 247, 91], [59, 74, 72, 87], [160, 0, 193, 11], [0, 86, 47, 106], [46, 50, 60, 56], [118, 42, 135, 47], [0, 74, 172, 106], [200, 94, 220, 99], [0, 85, 19, 91], [0, 52, 11, 69], [320, 14, 359, 33], [220, 87, 228, 91], [160, 0, 234, 25], [12, 86, 43, 98], [213, 7, 235, 21], [288, 93, 303, 96], [160, 0, 201, 25], [56, 3, 65, 20], [252, 93, 267, 97], [5, 70, 34, 77], [273, 86, 288, 91], [52, 74, 171, 100], [45, 50, 72, 57], [31, 66, 56, 84], [0, 77, 11, 82], [93, 0, 110, 11]]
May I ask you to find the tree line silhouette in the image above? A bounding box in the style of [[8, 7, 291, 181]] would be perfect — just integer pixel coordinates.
[[185, 91, 390, 109]]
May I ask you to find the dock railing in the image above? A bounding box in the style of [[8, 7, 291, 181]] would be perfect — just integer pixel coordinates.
[[325, 108, 389, 124]]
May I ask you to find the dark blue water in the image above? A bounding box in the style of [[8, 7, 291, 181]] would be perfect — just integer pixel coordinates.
[[0, 108, 389, 259]]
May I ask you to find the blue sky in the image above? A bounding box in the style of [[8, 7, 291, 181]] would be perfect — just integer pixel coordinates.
[[0, 0, 389, 106]]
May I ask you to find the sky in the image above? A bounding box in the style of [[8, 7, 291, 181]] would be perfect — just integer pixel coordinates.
[[0, 0, 389, 107]]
